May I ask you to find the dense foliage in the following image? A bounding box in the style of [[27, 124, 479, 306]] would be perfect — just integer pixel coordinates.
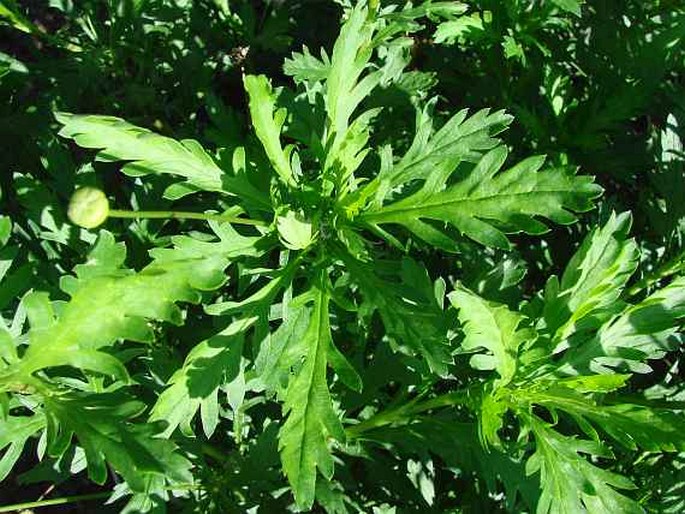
[[1, 1, 684, 512]]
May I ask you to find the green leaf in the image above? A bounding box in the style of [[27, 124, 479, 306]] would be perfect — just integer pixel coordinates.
[[2, 226, 260, 384], [315, 479, 349, 514], [319, 3, 389, 192], [478, 388, 509, 449], [0, 1, 36, 33], [44, 391, 192, 493], [543, 212, 639, 343], [0, 414, 45, 481], [327, 334, 363, 393], [434, 13, 485, 44], [526, 416, 642, 514], [0, 216, 10, 247], [278, 271, 346, 509], [257, 303, 312, 393], [550, 0, 584, 16], [205, 258, 299, 317], [531, 386, 685, 452], [557, 276, 685, 375], [55, 113, 265, 204], [150, 322, 246, 438], [547, 374, 631, 394], [243, 75, 297, 187], [316, 2, 450, 194], [362, 103, 512, 205], [361, 143, 601, 251], [342, 255, 452, 375], [0, 221, 15, 285], [448, 285, 534, 386], [284, 46, 330, 84], [324, 4, 376, 149], [0, 328, 17, 365], [277, 210, 314, 250], [368, 417, 539, 511], [117, 476, 167, 514]]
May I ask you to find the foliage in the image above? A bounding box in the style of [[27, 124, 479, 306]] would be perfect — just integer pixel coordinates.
[[0, 1, 684, 513]]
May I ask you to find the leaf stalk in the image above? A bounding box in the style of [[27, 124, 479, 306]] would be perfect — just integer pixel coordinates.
[[108, 209, 268, 227]]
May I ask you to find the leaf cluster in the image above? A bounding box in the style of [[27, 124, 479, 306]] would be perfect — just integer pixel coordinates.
[[0, 1, 684, 513]]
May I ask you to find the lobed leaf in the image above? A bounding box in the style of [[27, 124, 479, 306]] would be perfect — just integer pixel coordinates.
[[284, 46, 331, 84], [543, 211, 639, 343], [1, 226, 261, 385], [531, 386, 685, 452], [361, 145, 602, 250], [277, 271, 355, 509], [0, 413, 45, 481], [244, 75, 297, 187], [56, 113, 265, 204], [556, 276, 685, 375], [44, 391, 192, 493], [342, 254, 452, 375], [526, 416, 642, 514], [150, 322, 246, 438], [378, 104, 512, 192], [449, 284, 534, 386]]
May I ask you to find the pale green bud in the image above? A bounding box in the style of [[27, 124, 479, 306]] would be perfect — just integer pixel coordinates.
[[68, 187, 109, 229]]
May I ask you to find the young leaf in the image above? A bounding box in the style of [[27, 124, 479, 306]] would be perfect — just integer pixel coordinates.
[[320, 3, 387, 191], [543, 211, 639, 343], [324, 4, 376, 146], [277, 210, 314, 250], [449, 284, 534, 386], [243, 75, 297, 187], [283, 46, 330, 84]]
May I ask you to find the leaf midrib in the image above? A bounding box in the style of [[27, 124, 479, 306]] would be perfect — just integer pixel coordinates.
[[362, 187, 579, 222]]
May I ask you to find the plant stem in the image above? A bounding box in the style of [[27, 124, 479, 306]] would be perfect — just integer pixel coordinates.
[[0, 492, 111, 513], [627, 248, 685, 297], [0, 484, 201, 513], [108, 209, 268, 227], [346, 387, 475, 438], [407, 390, 475, 414]]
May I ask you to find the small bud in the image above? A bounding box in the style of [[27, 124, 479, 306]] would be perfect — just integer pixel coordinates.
[[68, 187, 109, 229]]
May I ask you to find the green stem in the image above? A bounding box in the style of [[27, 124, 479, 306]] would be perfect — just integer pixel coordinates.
[[408, 390, 475, 414], [0, 492, 111, 513], [627, 248, 685, 297], [108, 209, 268, 227], [0, 483, 201, 513], [346, 388, 475, 438]]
